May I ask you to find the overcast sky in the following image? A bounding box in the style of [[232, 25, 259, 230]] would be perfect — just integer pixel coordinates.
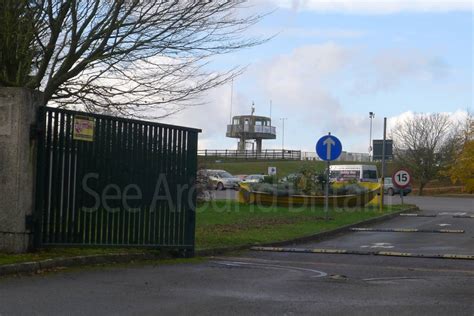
[[163, 0, 473, 153]]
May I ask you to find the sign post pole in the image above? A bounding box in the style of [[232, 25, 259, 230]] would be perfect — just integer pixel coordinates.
[[325, 159, 330, 220], [393, 169, 412, 207], [380, 117, 387, 212], [316, 132, 342, 221]]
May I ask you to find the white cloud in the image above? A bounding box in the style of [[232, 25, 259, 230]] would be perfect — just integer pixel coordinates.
[[162, 81, 263, 150], [258, 42, 351, 113], [252, 43, 458, 152], [347, 110, 470, 152], [163, 83, 235, 150], [271, 0, 473, 14], [352, 50, 450, 94], [162, 43, 462, 152], [282, 27, 366, 38], [255, 27, 367, 39], [387, 109, 470, 133], [252, 43, 373, 151]]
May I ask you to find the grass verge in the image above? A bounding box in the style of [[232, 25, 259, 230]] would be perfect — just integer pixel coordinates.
[[195, 201, 408, 249], [0, 247, 152, 266], [0, 201, 410, 266], [201, 160, 326, 178]]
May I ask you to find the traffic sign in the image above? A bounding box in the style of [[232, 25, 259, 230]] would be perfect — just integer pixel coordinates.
[[268, 166, 277, 176], [316, 134, 342, 161], [316, 133, 342, 220], [373, 139, 393, 161], [392, 169, 411, 188]]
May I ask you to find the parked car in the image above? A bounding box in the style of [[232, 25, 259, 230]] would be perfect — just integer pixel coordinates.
[[234, 174, 248, 181], [241, 174, 266, 184], [204, 169, 241, 190], [383, 177, 412, 196], [278, 173, 301, 184], [330, 164, 378, 183]]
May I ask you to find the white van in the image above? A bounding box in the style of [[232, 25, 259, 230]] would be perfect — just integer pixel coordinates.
[[329, 165, 378, 183]]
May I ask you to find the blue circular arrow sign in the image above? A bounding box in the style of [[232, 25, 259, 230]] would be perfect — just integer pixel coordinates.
[[316, 134, 342, 161]]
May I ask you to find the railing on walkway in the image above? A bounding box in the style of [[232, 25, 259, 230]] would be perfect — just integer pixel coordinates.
[[198, 149, 301, 160]]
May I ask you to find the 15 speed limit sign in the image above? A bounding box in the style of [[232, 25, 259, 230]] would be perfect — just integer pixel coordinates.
[[392, 169, 411, 188]]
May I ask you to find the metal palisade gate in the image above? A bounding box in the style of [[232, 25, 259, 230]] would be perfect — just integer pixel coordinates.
[[34, 107, 200, 254]]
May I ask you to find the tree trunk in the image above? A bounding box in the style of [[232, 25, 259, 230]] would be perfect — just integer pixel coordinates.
[[418, 183, 426, 196]]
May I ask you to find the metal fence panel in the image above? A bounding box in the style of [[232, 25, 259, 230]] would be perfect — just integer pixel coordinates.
[[34, 107, 200, 252]]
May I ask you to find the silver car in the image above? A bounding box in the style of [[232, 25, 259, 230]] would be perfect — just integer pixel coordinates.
[[241, 174, 266, 184], [205, 169, 241, 190], [383, 177, 412, 196]]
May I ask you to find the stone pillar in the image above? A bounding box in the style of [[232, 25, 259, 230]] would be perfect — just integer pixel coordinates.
[[256, 138, 262, 154], [0, 88, 42, 253], [238, 137, 246, 152]]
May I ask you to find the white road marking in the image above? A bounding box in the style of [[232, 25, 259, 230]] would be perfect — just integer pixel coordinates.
[[439, 212, 466, 216], [363, 277, 422, 281], [360, 242, 395, 249], [212, 261, 327, 278], [438, 223, 451, 227]]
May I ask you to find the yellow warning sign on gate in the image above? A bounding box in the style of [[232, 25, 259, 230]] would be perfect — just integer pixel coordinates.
[[73, 115, 95, 141]]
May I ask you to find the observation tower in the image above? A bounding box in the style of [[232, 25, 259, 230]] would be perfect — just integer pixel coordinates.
[[226, 110, 276, 153]]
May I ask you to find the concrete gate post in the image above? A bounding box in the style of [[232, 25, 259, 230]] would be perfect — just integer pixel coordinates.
[[0, 88, 43, 253]]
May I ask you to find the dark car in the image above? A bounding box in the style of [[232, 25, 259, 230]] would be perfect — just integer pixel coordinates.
[[383, 177, 412, 196]]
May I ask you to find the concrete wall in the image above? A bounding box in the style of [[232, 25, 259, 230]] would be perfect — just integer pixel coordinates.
[[0, 88, 42, 253]]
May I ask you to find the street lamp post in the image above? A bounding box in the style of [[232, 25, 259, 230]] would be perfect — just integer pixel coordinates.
[[369, 112, 375, 161]]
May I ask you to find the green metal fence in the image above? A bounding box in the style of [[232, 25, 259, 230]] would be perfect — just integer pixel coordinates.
[[34, 107, 200, 254]]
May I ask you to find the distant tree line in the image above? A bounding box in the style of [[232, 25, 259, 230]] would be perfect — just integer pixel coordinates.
[[392, 112, 472, 195]]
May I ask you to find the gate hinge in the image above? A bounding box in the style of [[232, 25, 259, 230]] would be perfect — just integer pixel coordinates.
[[30, 123, 44, 140], [25, 215, 36, 231]]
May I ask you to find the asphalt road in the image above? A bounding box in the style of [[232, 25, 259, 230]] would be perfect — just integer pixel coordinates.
[[213, 187, 474, 209], [0, 197, 473, 315], [299, 195, 474, 256]]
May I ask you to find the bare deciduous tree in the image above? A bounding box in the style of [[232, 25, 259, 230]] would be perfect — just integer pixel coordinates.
[[392, 113, 454, 195], [0, 0, 267, 117]]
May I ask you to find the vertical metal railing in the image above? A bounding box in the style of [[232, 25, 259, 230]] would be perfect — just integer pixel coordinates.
[[197, 149, 302, 160], [34, 107, 200, 252]]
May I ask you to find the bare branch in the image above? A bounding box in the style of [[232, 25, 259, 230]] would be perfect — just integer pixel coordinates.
[[1, 0, 270, 119], [392, 113, 456, 195]]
